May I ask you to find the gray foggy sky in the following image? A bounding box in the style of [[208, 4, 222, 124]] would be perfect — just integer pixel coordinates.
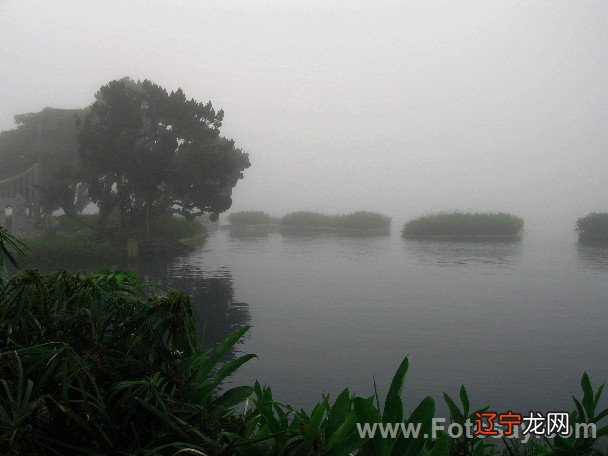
[[1, 0, 606, 236]]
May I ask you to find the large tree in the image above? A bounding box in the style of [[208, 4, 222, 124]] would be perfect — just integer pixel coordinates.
[[77, 77, 250, 237], [0, 108, 88, 215]]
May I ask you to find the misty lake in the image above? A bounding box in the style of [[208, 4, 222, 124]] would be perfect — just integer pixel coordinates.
[[123, 228, 606, 414]]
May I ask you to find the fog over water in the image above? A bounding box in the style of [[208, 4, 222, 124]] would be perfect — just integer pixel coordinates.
[[1, 0, 607, 238]]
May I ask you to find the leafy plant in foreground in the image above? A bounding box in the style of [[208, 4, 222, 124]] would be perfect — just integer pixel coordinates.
[[0, 227, 26, 292], [533, 372, 608, 456], [220, 357, 448, 455], [0, 266, 255, 454]]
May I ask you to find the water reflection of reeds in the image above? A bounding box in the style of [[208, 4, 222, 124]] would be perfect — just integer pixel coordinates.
[[402, 238, 523, 268], [577, 243, 608, 270]]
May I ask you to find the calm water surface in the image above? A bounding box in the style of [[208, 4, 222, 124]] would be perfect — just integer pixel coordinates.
[[131, 228, 607, 414]]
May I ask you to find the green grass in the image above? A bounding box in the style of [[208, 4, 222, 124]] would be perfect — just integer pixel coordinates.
[[402, 212, 524, 238], [282, 211, 391, 231], [0, 229, 606, 455], [56, 213, 205, 240], [17, 214, 205, 265], [227, 211, 279, 226], [23, 231, 119, 265], [575, 212, 608, 241]]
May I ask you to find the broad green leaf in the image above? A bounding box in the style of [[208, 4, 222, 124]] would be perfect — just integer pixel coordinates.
[[353, 397, 387, 456], [212, 386, 253, 412], [459, 385, 469, 417], [383, 357, 409, 424], [303, 399, 326, 454]]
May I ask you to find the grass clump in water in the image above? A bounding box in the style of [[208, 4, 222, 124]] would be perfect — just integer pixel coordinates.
[[281, 211, 337, 228], [335, 211, 391, 230], [402, 212, 523, 238], [575, 212, 608, 242], [282, 210, 391, 231]]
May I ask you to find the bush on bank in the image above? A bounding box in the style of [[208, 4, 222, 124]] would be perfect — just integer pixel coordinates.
[[55, 213, 205, 240], [281, 211, 337, 228], [12, 214, 205, 265], [1, 229, 606, 455], [402, 212, 524, 238], [24, 231, 119, 265]]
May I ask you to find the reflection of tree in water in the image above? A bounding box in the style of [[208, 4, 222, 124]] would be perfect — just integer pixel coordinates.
[[227, 228, 273, 242], [577, 243, 608, 270], [132, 258, 251, 351]]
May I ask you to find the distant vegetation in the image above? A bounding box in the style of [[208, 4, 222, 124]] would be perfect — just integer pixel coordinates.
[[227, 211, 279, 226], [402, 212, 523, 238], [575, 212, 608, 242], [282, 211, 391, 232], [281, 211, 336, 228], [335, 211, 391, 230]]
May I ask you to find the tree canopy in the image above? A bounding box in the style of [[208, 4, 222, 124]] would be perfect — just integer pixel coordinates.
[[77, 77, 250, 236]]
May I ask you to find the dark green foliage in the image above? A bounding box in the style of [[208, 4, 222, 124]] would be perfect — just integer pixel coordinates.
[[227, 211, 279, 226], [542, 373, 608, 455], [22, 232, 119, 266], [0, 228, 26, 272], [20, 214, 204, 265], [575, 213, 608, 241], [55, 213, 204, 240], [78, 77, 250, 238], [443, 385, 494, 456], [402, 212, 524, 238], [227, 357, 447, 456], [0, 228, 27, 294], [0, 265, 255, 454]]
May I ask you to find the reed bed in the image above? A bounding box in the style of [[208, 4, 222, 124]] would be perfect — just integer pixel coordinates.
[[282, 211, 390, 231], [575, 212, 608, 242], [402, 212, 523, 238]]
